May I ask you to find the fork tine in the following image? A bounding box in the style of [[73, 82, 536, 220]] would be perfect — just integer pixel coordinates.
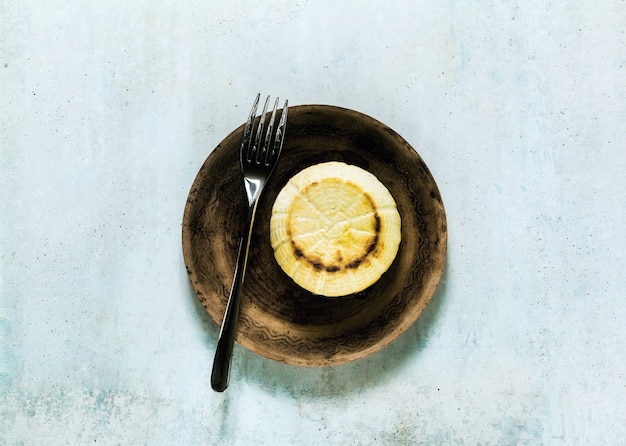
[[242, 93, 260, 162], [251, 95, 270, 163], [261, 98, 280, 165], [267, 99, 288, 164]]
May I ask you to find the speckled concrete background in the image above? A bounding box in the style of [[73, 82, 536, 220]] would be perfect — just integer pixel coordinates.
[[1, 1, 625, 444]]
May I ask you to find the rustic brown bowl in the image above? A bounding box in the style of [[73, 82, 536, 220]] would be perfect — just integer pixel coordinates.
[[182, 105, 447, 366]]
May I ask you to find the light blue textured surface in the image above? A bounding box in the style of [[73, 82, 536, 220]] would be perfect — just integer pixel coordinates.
[[1, 1, 625, 444]]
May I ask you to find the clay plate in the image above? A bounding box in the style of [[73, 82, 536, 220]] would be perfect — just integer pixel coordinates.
[[182, 105, 447, 366]]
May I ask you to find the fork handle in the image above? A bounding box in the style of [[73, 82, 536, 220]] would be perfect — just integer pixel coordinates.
[[211, 205, 255, 392]]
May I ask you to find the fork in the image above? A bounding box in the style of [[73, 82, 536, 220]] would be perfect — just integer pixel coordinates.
[[211, 94, 288, 392]]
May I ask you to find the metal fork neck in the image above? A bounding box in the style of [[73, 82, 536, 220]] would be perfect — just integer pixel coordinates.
[[244, 177, 262, 205]]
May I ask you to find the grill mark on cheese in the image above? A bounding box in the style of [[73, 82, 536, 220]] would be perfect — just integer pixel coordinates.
[[289, 210, 381, 273]]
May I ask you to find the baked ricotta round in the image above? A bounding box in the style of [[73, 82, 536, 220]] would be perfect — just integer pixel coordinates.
[[270, 161, 401, 297]]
